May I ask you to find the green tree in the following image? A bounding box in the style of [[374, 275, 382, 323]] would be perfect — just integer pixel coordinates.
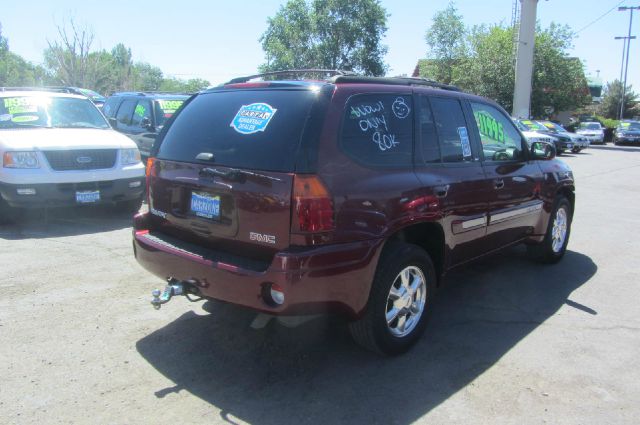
[[598, 80, 638, 119], [529, 23, 591, 117], [159, 77, 210, 93], [419, 7, 590, 116], [260, 0, 388, 76], [456, 24, 515, 110], [424, 2, 466, 84], [111, 43, 133, 89], [132, 62, 164, 91], [0, 23, 49, 86], [0, 24, 7, 53]]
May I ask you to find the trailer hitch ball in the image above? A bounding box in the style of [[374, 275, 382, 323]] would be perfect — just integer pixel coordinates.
[[151, 278, 184, 310]]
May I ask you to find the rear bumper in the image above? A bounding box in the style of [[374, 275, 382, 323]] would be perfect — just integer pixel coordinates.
[[132, 213, 383, 317], [582, 135, 604, 143], [615, 137, 640, 144], [554, 140, 573, 151], [0, 177, 144, 208]]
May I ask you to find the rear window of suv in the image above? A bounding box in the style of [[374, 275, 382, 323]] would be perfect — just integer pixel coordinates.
[[156, 89, 317, 172]]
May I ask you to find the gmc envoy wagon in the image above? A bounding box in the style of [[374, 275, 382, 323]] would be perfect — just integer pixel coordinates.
[[133, 71, 574, 355]]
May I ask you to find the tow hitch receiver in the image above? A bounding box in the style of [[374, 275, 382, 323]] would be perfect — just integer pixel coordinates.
[[151, 278, 184, 310]]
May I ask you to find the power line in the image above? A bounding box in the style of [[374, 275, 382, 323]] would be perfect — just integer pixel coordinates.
[[576, 0, 627, 34]]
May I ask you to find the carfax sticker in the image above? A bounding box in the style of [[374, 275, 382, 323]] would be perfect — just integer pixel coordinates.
[[230, 103, 277, 135], [457, 126, 472, 158]]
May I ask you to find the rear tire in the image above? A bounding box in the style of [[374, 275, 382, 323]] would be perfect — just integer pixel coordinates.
[[527, 196, 572, 264], [349, 242, 436, 355]]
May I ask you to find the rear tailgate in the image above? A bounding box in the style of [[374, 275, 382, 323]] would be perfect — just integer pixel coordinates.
[[149, 160, 293, 253], [148, 87, 322, 260]]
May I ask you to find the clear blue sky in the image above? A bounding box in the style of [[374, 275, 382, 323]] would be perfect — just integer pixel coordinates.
[[1, 0, 637, 89]]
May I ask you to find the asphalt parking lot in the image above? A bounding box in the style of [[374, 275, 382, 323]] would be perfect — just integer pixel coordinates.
[[1, 145, 639, 425]]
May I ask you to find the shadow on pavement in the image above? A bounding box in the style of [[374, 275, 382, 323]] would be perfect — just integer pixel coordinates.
[[136, 247, 597, 424], [0, 205, 136, 240]]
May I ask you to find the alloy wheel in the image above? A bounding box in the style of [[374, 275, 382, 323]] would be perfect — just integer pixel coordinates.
[[551, 206, 568, 253], [385, 266, 427, 337]]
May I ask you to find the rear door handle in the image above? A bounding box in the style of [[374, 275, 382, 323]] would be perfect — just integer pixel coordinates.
[[494, 179, 505, 190], [434, 185, 449, 198]]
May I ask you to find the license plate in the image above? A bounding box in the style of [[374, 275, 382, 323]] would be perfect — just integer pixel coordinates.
[[566, 143, 572, 148], [190, 192, 220, 219], [76, 190, 100, 203]]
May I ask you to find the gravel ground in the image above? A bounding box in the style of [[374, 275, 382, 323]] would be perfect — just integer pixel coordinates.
[[1, 144, 639, 425]]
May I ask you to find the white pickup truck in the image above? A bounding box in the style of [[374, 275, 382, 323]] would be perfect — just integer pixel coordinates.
[[0, 90, 145, 222]]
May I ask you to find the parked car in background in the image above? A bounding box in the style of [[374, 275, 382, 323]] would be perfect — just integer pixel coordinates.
[[613, 121, 640, 145], [515, 119, 573, 154], [536, 120, 589, 153], [512, 119, 555, 148], [68, 87, 107, 110], [134, 72, 575, 355], [1, 86, 107, 109], [576, 121, 605, 144], [103, 92, 190, 159], [0, 89, 145, 222]]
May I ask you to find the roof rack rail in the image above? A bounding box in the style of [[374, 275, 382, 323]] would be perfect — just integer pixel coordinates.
[[111, 91, 191, 96], [225, 69, 358, 84], [331, 75, 461, 91], [0, 86, 76, 93]]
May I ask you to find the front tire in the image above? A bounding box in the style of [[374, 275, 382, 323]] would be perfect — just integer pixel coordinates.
[[349, 242, 436, 355], [116, 196, 143, 214], [528, 196, 572, 263], [0, 196, 18, 224]]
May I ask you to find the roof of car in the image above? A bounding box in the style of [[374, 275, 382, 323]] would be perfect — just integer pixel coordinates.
[[0, 90, 85, 99], [109, 92, 191, 99]]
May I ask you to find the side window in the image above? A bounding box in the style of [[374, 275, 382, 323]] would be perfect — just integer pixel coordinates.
[[470, 102, 524, 162], [429, 97, 473, 163], [116, 99, 136, 126], [131, 100, 152, 128], [340, 94, 413, 168], [102, 98, 120, 118], [418, 96, 441, 164]]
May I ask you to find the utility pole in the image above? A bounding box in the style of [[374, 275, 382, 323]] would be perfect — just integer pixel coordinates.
[[618, 6, 640, 120], [614, 36, 632, 83], [512, 0, 539, 119]]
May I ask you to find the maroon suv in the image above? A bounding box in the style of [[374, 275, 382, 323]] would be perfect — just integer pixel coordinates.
[[133, 72, 575, 355]]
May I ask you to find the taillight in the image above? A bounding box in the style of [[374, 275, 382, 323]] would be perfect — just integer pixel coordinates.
[[292, 174, 334, 232], [145, 157, 156, 204]]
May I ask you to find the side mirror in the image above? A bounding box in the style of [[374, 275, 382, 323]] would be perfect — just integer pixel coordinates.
[[141, 116, 154, 131], [108, 117, 117, 128], [530, 141, 556, 160]]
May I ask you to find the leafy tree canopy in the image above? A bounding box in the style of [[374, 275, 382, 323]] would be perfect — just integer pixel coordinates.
[[0, 24, 48, 87], [0, 20, 209, 95], [424, 2, 466, 84], [419, 5, 591, 117], [598, 80, 638, 119], [260, 0, 388, 76]]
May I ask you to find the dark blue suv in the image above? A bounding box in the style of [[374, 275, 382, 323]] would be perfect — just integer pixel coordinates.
[[103, 92, 189, 158]]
